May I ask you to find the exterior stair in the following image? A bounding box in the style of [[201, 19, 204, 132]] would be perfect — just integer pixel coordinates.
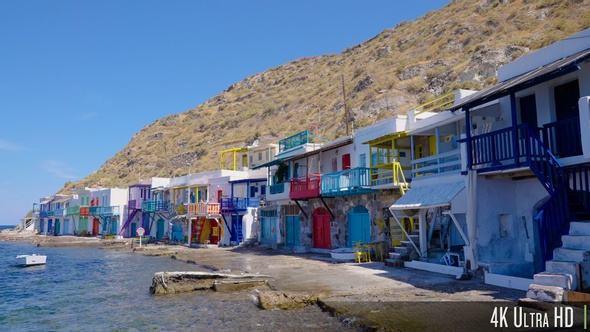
[[527, 221, 590, 302], [385, 230, 419, 268]]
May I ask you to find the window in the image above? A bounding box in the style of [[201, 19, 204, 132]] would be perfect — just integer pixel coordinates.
[[359, 154, 366, 168], [258, 152, 262, 161]]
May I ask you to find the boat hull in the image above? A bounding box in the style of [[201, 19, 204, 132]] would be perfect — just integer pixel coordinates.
[[16, 254, 46, 266]]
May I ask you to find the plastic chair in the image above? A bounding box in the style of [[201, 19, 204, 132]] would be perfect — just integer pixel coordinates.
[[353, 242, 369, 263]]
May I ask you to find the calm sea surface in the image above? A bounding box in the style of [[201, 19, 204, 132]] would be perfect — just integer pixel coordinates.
[[0, 241, 353, 332]]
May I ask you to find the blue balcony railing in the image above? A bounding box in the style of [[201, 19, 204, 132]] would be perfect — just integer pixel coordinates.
[[220, 197, 261, 212], [321, 167, 375, 196], [142, 200, 169, 212], [542, 117, 582, 158], [412, 149, 461, 178], [270, 182, 285, 194]]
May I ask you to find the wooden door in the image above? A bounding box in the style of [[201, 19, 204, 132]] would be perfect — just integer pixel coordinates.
[[92, 218, 100, 236], [285, 215, 300, 247], [312, 207, 331, 249], [342, 154, 351, 170], [348, 206, 370, 247]]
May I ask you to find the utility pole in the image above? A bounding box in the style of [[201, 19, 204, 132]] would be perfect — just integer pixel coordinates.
[[341, 74, 350, 136]]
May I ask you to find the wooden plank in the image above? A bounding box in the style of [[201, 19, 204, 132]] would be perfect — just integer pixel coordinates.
[[566, 290, 590, 304]]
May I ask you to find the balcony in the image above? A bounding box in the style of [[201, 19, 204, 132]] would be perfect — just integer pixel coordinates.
[[289, 174, 321, 200], [39, 211, 48, 218], [412, 149, 462, 178], [79, 206, 89, 216], [102, 206, 120, 217], [189, 202, 221, 216], [220, 197, 261, 213], [51, 209, 64, 217], [267, 181, 290, 201], [279, 130, 309, 152], [89, 206, 120, 217], [66, 206, 80, 216], [128, 199, 142, 210], [541, 117, 582, 158], [321, 167, 377, 197], [142, 200, 169, 213], [171, 203, 186, 215]]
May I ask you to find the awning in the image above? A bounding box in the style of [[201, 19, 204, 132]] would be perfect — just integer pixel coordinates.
[[390, 181, 465, 210], [251, 158, 283, 170]]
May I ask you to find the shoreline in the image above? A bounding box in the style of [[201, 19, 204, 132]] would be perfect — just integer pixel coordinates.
[[1, 230, 529, 330]]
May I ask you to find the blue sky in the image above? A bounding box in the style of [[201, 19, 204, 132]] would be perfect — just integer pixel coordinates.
[[0, 0, 449, 225]]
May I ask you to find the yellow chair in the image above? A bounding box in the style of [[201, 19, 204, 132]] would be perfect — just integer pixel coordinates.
[[353, 242, 370, 263], [372, 242, 384, 261]]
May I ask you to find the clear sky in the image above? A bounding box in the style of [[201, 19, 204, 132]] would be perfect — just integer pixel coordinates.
[[0, 0, 449, 225]]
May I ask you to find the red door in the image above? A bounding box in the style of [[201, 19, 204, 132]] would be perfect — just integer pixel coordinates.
[[217, 190, 223, 202], [92, 218, 100, 236], [342, 154, 351, 170], [312, 207, 331, 249]]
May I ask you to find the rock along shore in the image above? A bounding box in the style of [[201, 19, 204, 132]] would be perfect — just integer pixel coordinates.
[[1, 230, 528, 331]]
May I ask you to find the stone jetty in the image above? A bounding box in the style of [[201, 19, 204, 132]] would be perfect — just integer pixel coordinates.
[[149, 271, 271, 294]]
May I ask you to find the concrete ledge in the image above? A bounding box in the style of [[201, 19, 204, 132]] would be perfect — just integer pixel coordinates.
[[533, 272, 573, 289], [404, 260, 463, 278], [526, 283, 565, 303], [484, 272, 533, 291]]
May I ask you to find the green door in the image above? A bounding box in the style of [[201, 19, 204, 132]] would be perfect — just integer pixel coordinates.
[[156, 219, 165, 240], [79, 217, 88, 234], [55, 219, 61, 235], [285, 215, 300, 247]]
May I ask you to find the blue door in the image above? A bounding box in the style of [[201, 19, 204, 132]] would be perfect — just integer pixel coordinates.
[[110, 218, 118, 235], [130, 223, 137, 238], [348, 206, 370, 247], [285, 215, 300, 247], [261, 217, 273, 239], [47, 219, 53, 235], [156, 219, 165, 240]]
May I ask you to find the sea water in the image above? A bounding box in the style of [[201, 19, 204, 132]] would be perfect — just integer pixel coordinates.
[[0, 241, 353, 331]]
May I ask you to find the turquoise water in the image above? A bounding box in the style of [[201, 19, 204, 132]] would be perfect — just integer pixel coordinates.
[[0, 242, 352, 331]]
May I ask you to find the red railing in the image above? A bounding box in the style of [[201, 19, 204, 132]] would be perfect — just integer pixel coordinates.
[[289, 174, 321, 199]]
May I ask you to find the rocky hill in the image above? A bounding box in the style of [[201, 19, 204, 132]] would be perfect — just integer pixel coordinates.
[[63, 0, 590, 192]]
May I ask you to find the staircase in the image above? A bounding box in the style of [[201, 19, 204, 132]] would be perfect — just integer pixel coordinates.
[[193, 217, 205, 242], [118, 209, 138, 236], [385, 228, 419, 268], [528, 221, 590, 302], [233, 215, 244, 245]]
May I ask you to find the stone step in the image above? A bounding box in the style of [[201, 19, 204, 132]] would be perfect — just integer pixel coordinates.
[[569, 221, 590, 236], [526, 283, 565, 303], [394, 246, 411, 254], [388, 252, 405, 260], [384, 259, 404, 268], [400, 240, 419, 247], [544, 260, 579, 290], [553, 247, 590, 262], [533, 272, 574, 289], [561, 235, 590, 250]]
